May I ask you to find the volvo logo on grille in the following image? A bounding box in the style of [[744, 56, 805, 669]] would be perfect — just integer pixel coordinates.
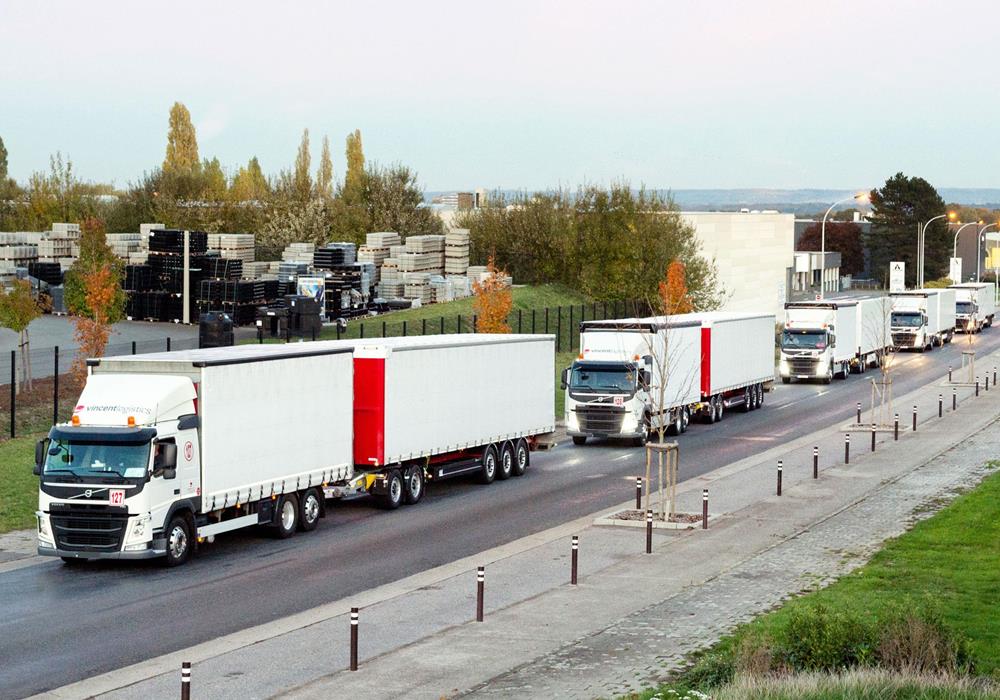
[[84, 489, 93, 498]]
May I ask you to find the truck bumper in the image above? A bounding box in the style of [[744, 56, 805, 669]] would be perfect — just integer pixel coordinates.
[[566, 428, 643, 439], [38, 541, 166, 561]]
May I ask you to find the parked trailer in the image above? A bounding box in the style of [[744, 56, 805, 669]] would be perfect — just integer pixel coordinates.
[[688, 312, 775, 422], [33, 336, 554, 566], [853, 296, 893, 372], [565, 317, 702, 445], [780, 301, 858, 383], [949, 282, 996, 333]]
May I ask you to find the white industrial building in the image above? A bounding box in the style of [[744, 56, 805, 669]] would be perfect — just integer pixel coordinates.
[[681, 211, 795, 318]]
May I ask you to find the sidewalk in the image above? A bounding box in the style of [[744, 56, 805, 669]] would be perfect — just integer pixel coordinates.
[[49, 349, 999, 700]]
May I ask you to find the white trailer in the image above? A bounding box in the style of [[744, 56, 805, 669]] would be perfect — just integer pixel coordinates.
[[780, 301, 858, 383], [854, 296, 893, 372], [891, 289, 954, 351], [949, 282, 996, 333], [565, 318, 702, 445], [692, 312, 775, 421], [34, 336, 554, 566]]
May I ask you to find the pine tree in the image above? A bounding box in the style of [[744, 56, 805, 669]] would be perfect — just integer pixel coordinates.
[[163, 102, 200, 175], [0, 135, 8, 181], [293, 128, 312, 200], [344, 129, 365, 203], [867, 173, 948, 286], [316, 136, 333, 199]]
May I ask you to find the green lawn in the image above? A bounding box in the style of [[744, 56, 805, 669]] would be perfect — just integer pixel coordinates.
[[634, 465, 1000, 698], [0, 435, 39, 533]]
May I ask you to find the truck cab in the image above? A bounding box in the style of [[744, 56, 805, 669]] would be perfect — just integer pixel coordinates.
[[954, 298, 979, 333], [35, 374, 199, 564], [779, 326, 835, 383], [563, 358, 652, 447], [779, 301, 856, 384], [890, 308, 929, 350]]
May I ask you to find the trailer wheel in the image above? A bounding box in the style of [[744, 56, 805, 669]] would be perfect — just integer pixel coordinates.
[[403, 467, 424, 504], [513, 439, 529, 476], [741, 387, 752, 412], [273, 494, 299, 537], [756, 384, 764, 409], [572, 436, 587, 446], [164, 514, 194, 566], [479, 445, 498, 484], [781, 376, 791, 384], [667, 409, 683, 435], [715, 396, 725, 421], [381, 470, 404, 509], [705, 398, 716, 424], [680, 407, 690, 432], [298, 489, 321, 531], [497, 442, 515, 480]]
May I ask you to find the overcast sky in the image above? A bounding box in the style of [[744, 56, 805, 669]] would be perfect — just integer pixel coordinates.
[[1, 0, 997, 192]]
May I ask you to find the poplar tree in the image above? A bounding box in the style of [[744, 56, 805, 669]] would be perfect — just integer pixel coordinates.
[[316, 135, 333, 199], [163, 102, 200, 175], [293, 128, 312, 200], [344, 129, 365, 203], [0, 135, 8, 181], [231, 156, 269, 201]]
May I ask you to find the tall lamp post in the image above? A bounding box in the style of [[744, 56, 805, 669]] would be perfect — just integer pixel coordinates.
[[820, 191, 869, 299], [918, 212, 956, 288], [977, 223, 998, 283]]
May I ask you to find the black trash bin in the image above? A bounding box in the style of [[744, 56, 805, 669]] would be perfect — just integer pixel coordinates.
[[199, 311, 235, 349]]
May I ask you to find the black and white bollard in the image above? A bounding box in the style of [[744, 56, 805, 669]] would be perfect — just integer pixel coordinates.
[[776, 460, 783, 496], [645, 509, 653, 554], [702, 489, 709, 529], [845, 433, 850, 464], [180, 661, 191, 700], [871, 423, 876, 452], [912, 405, 917, 431], [953, 388, 957, 411], [894, 413, 899, 441], [476, 567, 485, 622], [635, 476, 642, 510], [856, 402, 861, 425], [976, 379, 980, 397], [350, 608, 359, 670], [948, 365, 952, 382], [813, 446, 818, 479], [939, 393, 943, 418], [571, 536, 579, 585]]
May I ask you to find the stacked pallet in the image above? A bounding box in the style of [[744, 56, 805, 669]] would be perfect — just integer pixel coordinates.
[[281, 242, 314, 263], [242, 261, 272, 280], [403, 272, 433, 304], [207, 233, 256, 264], [313, 242, 356, 269], [367, 231, 402, 248], [467, 265, 488, 283], [28, 262, 64, 286], [278, 261, 309, 280], [395, 234, 445, 274], [106, 233, 144, 259], [445, 229, 470, 274]]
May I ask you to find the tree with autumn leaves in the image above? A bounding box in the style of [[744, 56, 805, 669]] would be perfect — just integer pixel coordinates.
[[0, 279, 44, 393], [473, 255, 513, 333]]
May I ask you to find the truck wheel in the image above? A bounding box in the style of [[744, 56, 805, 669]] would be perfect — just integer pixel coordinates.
[[403, 467, 424, 504], [705, 399, 716, 424], [741, 387, 752, 412], [572, 435, 587, 446], [823, 364, 833, 384], [681, 407, 690, 432], [756, 384, 764, 409], [513, 439, 529, 476], [381, 470, 404, 509], [479, 445, 498, 484], [781, 376, 791, 384], [716, 397, 725, 421], [164, 514, 193, 566], [497, 442, 514, 480], [632, 430, 647, 447], [298, 489, 321, 531], [274, 494, 299, 537]]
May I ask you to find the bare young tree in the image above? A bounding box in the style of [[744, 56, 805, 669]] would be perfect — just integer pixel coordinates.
[[864, 293, 896, 427]]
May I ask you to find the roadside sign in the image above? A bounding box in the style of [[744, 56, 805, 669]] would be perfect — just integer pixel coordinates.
[[950, 257, 962, 283], [889, 262, 905, 292]]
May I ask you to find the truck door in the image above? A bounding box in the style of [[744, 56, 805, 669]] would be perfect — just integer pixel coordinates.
[[175, 427, 201, 501]]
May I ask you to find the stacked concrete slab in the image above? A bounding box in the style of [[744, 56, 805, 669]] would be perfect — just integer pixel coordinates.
[[445, 228, 470, 274], [208, 233, 255, 264]]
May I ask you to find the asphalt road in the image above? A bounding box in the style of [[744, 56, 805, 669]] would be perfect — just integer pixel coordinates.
[[3, 333, 1000, 699]]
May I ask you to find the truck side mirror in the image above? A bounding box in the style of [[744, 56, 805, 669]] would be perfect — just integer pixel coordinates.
[[560, 367, 570, 390], [33, 439, 45, 475], [641, 370, 651, 388]]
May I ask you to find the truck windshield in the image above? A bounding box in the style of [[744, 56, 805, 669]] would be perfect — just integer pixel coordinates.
[[44, 440, 150, 480], [570, 364, 636, 394], [781, 330, 827, 350], [956, 302, 974, 314], [891, 312, 922, 327]]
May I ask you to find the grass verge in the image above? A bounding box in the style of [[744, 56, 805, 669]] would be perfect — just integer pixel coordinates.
[[0, 435, 40, 533], [633, 465, 1000, 699]]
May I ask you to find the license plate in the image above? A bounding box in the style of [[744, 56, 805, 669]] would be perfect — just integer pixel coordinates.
[[108, 489, 125, 506], [613, 396, 624, 407]]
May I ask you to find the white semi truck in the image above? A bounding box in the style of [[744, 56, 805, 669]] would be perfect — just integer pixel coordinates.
[[780, 298, 893, 383], [890, 289, 955, 351], [949, 282, 996, 333], [34, 335, 555, 566], [564, 312, 774, 444]]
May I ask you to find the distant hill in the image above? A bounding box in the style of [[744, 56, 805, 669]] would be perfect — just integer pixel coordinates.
[[426, 188, 1000, 215]]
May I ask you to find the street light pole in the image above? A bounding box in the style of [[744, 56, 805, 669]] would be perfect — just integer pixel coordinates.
[[918, 214, 951, 288], [820, 192, 869, 299], [952, 221, 981, 283]]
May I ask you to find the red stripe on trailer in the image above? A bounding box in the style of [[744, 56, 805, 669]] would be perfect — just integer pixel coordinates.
[[353, 358, 385, 466], [700, 326, 711, 397]]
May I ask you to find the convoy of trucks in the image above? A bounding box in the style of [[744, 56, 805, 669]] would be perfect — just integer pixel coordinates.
[[34, 335, 555, 566], [949, 282, 996, 333], [890, 289, 956, 351], [780, 298, 893, 383], [563, 312, 775, 444]]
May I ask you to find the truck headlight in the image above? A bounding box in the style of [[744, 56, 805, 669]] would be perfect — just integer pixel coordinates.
[[37, 513, 54, 546], [129, 515, 151, 542], [621, 413, 638, 432], [567, 411, 579, 431]]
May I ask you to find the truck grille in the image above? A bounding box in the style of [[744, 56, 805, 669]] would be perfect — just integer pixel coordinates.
[[576, 405, 625, 433], [893, 332, 916, 346], [788, 357, 819, 374], [50, 506, 127, 552]]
